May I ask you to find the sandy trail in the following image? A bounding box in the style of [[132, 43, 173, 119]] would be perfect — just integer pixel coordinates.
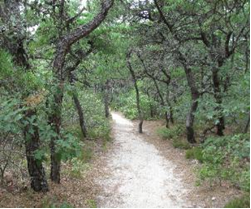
[[96, 112, 192, 208]]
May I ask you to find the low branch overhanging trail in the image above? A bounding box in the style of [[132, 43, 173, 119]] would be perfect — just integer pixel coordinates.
[[96, 112, 192, 208]]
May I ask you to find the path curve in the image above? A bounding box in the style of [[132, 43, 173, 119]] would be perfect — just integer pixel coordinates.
[[96, 112, 192, 208]]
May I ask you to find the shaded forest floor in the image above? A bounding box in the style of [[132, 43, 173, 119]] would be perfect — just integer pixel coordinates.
[[0, 112, 243, 208]]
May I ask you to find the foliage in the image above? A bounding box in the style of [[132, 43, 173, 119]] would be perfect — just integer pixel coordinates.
[[172, 139, 191, 150], [157, 125, 184, 140], [185, 147, 204, 163], [63, 89, 111, 140], [198, 134, 250, 191], [112, 89, 158, 120], [67, 158, 90, 179]]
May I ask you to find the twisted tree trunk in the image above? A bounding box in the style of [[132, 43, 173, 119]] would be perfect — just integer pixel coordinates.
[[49, 0, 114, 183], [184, 67, 199, 144], [179, 53, 199, 144], [127, 51, 143, 133]]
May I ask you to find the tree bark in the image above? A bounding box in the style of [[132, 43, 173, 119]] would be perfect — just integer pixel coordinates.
[[104, 80, 110, 118], [49, 0, 114, 183], [212, 68, 225, 136], [24, 110, 49, 192], [72, 93, 87, 138], [185, 96, 199, 144], [127, 51, 143, 133], [49, 89, 63, 184], [244, 115, 250, 133], [179, 53, 199, 143], [72, 92, 87, 138]]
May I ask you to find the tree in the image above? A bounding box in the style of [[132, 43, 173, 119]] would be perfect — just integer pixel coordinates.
[[0, 0, 48, 192], [49, 0, 114, 183]]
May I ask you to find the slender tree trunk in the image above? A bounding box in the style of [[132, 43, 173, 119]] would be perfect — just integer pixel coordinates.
[[186, 94, 199, 143], [72, 93, 87, 138], [24, 110, 48, 192], [134, 80, 143, 133], [244, 115, 250, 133], [49, 89, 63, 183], [212, 68, 225, 136], [146, 91, 155, 118], [104, 81, 110, 118], [127, 51, 143, 133], [167, 101, 174, 124], [178, 50, 199, 143], [137, 53, 170, 128], [165, 90, 174, 125], [183, 64, 199, 143], [152, 79, 169, 128]]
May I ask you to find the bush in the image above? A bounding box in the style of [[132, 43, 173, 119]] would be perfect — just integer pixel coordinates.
[[157, 125, 184, 140], [62, 89, 111, 141], [67, 158, 90, 179], [111, 89, 159, 120], [224, 194, 250, 208], [186, 147, 204, 162], [172, 138, 191, 150], [198, 134, 250, 191]]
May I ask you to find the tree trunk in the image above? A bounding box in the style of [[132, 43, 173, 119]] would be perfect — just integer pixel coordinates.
[[166, 95, 174, 125], [1, 0, 49, 192], [72, 93, 87, 138], [169, 103, 174, 124], [164, 111, 169, 128], [49, 89, 63, 183], [183, 63, 199, 143], [138, 53, 170, 128], [104, 81, 110, 118], [244, 115, 250, 133], [146, 91, 155, 118], [24, 109, 48, 192], [127, 51, 143, 133], [212, 69, 225, 136], [49, 0, 114, 183], [186, 95, 199, 143]]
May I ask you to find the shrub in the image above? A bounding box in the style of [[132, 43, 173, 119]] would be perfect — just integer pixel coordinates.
[[68, 158, 90, 179], [111, 89, 159, 120], [62, 90, 111, 141], [172, 138, 191, 150], [198, 134, 250, 191], [186, 147, 204, 162], [157, 125, 184, 140], [224, 194, 250, 208]]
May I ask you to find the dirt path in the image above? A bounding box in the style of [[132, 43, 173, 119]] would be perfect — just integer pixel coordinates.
[[96, 112, 192, 208]]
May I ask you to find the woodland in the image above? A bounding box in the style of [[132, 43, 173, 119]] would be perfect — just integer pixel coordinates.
[[0, 0, 250, 208]]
